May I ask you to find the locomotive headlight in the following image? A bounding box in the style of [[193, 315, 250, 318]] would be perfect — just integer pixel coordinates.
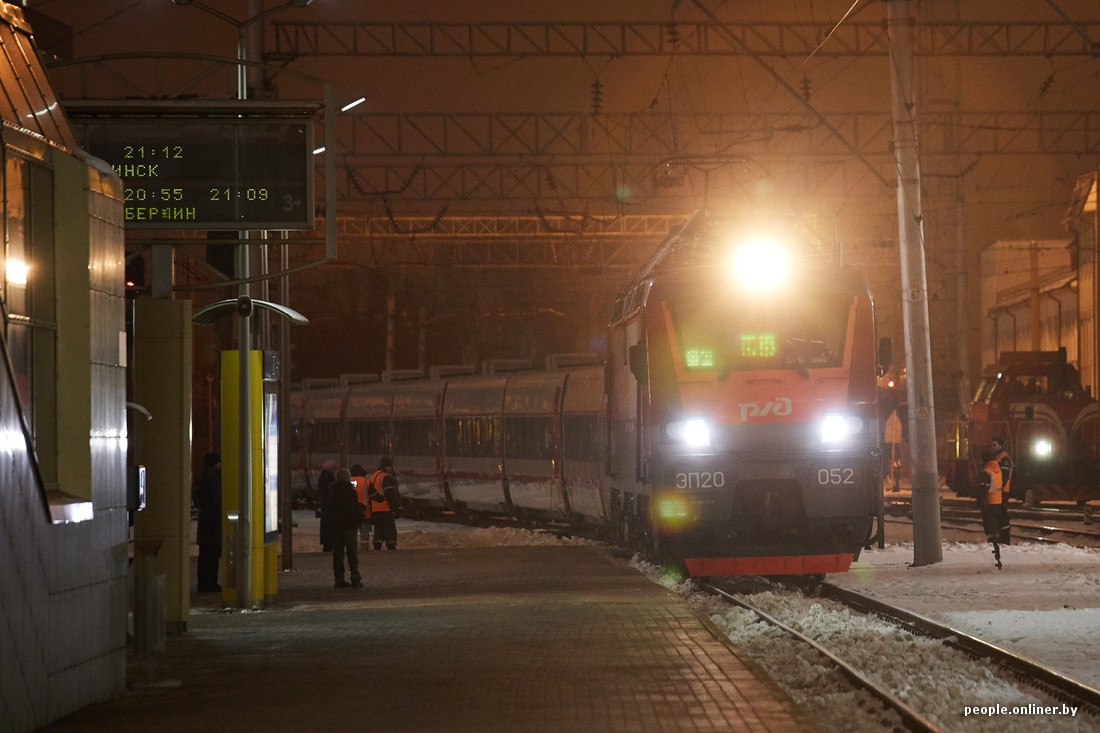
[[730, 237, 790, 293], [819, 413, 865, 444], [1032, 438, 1055, 459], [665, 417, 712, 449]]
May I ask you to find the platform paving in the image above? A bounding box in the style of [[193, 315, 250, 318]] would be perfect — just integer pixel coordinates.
[[44, 544, 820, 732]]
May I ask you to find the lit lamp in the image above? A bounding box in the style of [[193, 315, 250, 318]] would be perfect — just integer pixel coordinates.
[[5, 258, 28, 285]]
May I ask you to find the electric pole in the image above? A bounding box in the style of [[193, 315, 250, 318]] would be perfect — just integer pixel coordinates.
[[887, 0, 942, 565]]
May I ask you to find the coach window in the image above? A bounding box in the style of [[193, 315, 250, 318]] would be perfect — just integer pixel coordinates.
[[312, 419, 341, 454], [505, 416, 554, 460], [395, 418, 433, 456], [3, 151, 58, 489], [564, 414, 599, 463]]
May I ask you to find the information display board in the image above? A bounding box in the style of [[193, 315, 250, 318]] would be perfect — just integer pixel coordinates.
[[74, 119, 313, 230]]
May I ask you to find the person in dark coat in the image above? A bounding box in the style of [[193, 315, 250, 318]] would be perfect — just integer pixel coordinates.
[[330, 467, 365, 588], [351, 463, 371, 548], [192, 452, 222, 593], [317, 459, 336, 551], [367, 456, 402, 551]]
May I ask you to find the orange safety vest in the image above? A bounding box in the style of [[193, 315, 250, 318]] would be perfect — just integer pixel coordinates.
[[981, 460, 1003, 505], [351, 475, 371, 520], [368, 469, 393, 514]]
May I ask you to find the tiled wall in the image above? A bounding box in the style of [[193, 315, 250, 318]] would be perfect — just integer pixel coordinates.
[[0, 145, 129, 733]]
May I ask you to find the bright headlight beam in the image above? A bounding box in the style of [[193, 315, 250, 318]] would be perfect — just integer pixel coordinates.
[[820, 413, 863, 444], [667, 417, 711, 449], [680, 418, 710, 447], [1033, 439, 1054, 459], [731, 237, 790, 292]]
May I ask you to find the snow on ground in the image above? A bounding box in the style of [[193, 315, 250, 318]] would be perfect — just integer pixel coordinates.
[[835, 541, 1100, 690], [638, 553, 1100, 733]]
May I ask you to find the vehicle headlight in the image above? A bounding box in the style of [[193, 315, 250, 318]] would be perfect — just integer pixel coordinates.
[[665, 417, 712, 449], [730, 236, 791, 293], [1032, 438, 1054, 459], [820, 413, 864, 444]]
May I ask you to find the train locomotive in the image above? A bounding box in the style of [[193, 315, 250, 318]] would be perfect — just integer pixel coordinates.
[[291, 213, 888, 576], [951, 348, 1100, 511]]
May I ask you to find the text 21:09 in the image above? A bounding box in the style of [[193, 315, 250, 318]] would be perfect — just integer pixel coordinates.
[[209, 188, 270, 201]]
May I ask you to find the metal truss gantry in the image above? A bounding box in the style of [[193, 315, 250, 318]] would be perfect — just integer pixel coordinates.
[[272, 20, 1100, 58]]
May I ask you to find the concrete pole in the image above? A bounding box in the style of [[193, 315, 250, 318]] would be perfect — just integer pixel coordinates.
[[233, 1, 259, 609], [887, 0, 942, 566]]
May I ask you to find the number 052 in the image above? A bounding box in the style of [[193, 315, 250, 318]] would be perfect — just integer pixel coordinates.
[[817, 467, 855, 485]]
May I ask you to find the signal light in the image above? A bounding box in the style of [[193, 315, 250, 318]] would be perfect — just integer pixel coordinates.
[[125, 254, 145, 290]]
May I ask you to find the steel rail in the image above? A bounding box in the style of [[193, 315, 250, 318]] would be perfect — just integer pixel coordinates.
[[820, 582, 1100, 716], [885, 514, 1070, 544], [885, 500, 1100, 541], [701, 583, 938, 733]]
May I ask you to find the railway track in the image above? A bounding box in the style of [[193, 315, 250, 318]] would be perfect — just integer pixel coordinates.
[[701, 581, 937, 732], [884, 498, 1100, 545], [819, 583, 1100, 717], [696, 579, 1100, 731]]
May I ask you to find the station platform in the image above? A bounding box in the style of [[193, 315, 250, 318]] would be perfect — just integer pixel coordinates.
[[45, 542, 819, 733]]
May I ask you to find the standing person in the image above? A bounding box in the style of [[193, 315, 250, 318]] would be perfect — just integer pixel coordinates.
[[368, 456, 401, 551], [351, 463, 371, 549], [977, 449, 1004, 568], [317, 459, 336, 552], [331, 467, 365, 588], [991, 437, 1013, 545], [192, 452, 222, 593]]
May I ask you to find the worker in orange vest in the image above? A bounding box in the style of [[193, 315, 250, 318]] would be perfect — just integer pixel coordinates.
[[990, 437, 1013, 545], [367, 455, 401, 551], [977, 450, 1004, 568]]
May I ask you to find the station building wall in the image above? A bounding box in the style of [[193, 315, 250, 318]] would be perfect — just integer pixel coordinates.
[[0, 6, 129, 733]]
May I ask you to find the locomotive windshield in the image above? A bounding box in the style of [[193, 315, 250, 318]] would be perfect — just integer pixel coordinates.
[[664, 286, 852, 374]]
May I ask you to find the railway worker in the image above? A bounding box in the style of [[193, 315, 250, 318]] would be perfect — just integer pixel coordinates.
[[977, 450, 1004, 544], [367, 456, 402, 551], [991, 437, 1013, 544], [330, 467, 365, 588]]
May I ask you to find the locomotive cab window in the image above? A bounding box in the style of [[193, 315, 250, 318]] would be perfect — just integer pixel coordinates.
[[663, 283, 851, 374]]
